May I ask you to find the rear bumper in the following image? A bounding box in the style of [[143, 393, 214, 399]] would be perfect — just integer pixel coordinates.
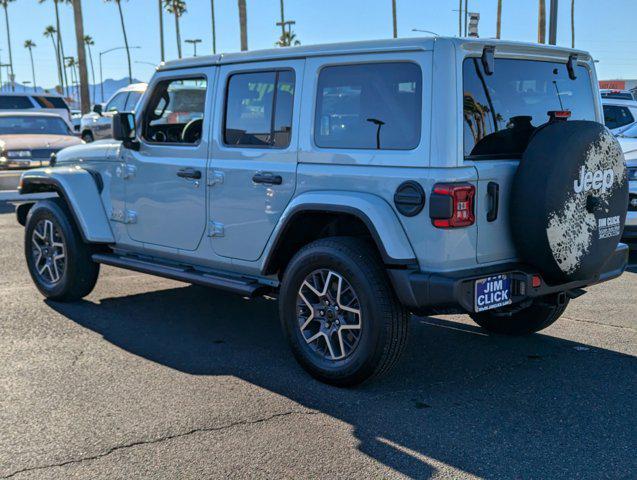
[[389, 243, 629, 313]]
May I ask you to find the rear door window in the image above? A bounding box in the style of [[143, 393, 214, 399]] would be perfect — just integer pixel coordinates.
[[463, 58, 596, 158], [0, 96, 34, 109], [603, 104, 635, 130], [314, 62, 422, 150], [224, 70, 295, 148], [34, 96, 69, 110]]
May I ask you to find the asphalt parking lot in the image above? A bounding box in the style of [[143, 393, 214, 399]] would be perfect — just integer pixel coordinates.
[[0, 201, 635, 479]]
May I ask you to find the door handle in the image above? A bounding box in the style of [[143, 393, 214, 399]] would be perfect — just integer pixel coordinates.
[[252, 172, 283, 185], [177, 168, 202, 180], [487, 181, 499, 222]]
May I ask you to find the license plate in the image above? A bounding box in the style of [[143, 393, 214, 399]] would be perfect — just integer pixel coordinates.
[[474, 274, 512, 312]]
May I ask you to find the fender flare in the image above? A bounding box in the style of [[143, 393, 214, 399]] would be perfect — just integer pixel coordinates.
[[261, 191, 417, 274], [19, 167, 115, 243]]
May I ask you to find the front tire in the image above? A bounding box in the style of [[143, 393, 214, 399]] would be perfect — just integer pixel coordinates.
[[470, 296, 569, 335], [25, 199, 100, 302], [279, 237, 410, 386]]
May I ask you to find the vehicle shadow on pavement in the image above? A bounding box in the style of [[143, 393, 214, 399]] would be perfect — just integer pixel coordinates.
[[48, 285, 636, 479]]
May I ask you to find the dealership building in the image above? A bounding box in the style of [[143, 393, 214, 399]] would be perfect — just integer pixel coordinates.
[[600, 79, 637, 91]]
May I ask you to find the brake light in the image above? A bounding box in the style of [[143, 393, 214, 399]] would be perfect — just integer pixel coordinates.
[[430, 183, 475, 228]]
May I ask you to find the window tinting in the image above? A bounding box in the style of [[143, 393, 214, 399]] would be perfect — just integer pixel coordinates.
[[224, 70, 295, 148], [106, 92, 128, 112], [34, 96, 69, 110], [463, 58, 596, 158], [0, 96, 34, 109], [143, 77, 207, 144], [603, 104, 635, 130], [314, 62, 422, 150], [124, 91, 142, 112]]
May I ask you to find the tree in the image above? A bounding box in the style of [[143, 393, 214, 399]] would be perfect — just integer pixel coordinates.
[[105, 0, 133, 84], [238, 0, 247, 51], [0, 0, 15, 91], [39, 0, 70, 97], [44, 25, 63, 93], [71, 0, 90, 114], [24, 40, 37, 91], [163, 0, 187, 59], [84, 35, 96, 104], [276, 30, 300, 47], [391, 0, 397, 39], [571, 0, 575, 48], [538, 0, 546, 44], [158, 0, 165, 61], [496, 0, 502, 39]]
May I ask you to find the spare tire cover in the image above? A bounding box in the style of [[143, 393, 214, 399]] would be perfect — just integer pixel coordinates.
[[510, 121, 628, 283]]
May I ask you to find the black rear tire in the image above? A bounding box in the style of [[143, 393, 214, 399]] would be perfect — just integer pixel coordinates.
[[470, 296, 569, 335], [81, 131, 94, 143], [279, 237, 410, 387], [24, 199, 100, 302]]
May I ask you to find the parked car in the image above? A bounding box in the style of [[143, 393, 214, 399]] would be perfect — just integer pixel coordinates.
[[80, 83, 146, 142], [70, 109, 82, 133], [602, 97, 637, 133], [0, 92, 73, 127], [0, 112, 82, 170], [613, 123, 637, 249], [16, 38, 629, 386], [600, 89, 637, 101]]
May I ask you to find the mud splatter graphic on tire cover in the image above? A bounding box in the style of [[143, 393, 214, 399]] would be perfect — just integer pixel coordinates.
[[546, 129, 626, 275]]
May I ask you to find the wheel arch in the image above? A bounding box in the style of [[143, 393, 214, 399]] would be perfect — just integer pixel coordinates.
[[262, 191, 417, 276], [19, 167, 114, 244]]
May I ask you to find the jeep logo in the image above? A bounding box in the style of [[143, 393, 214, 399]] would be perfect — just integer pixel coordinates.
[[573, 166, 614, 194]]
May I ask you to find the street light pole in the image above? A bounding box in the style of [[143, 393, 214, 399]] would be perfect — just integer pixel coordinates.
[[548, 0, 559, 45], [185, 38, 202, 57], [99, 46, 141, 102]]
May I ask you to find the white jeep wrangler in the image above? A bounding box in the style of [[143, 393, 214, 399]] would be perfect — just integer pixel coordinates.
[[17, 38, 629, 385]]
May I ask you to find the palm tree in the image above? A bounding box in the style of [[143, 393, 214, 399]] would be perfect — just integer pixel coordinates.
[[44, 25, 63, 93], [164, 0, 186, 59], [158, 0, 165, 61], [24, 40, 37, 91], [391, 0, 397, 38], [210, 0, 216, 54], [0, 0, 15, 91], [84, 35, 96, 105], [105, 0, 133, 84], [276, 30, 300, 47], [496, 0, 502, 39], [538, 0, 546, 44], [571, 0, 575, 48], [238, 0, 248, 51], [39, 0, 70, 97]]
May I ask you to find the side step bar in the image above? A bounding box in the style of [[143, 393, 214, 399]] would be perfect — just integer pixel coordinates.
[[92, 253, 265, 297]]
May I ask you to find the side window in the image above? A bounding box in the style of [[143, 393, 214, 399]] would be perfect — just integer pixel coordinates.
[[224, 70, 295, 148], [603, 105, 635, 130], [34, 96, 69, 110], [124, 91, 142, 112], [106, 93, 128, 112], [314, 62, 422, 150], [0, 96, 34, 109], [142, 77, 207, 145]]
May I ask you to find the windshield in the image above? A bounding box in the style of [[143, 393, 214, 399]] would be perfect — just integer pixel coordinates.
[[463, 58, 596, 158], [618, 122, 637, 138], [0, 116, 71, 135]]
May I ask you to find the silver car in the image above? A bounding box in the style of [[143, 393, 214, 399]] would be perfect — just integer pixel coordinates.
[[616, 123, 637, 248], [80, 83, 146, 142]]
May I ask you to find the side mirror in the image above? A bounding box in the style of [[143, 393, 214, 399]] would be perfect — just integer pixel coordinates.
[[92, 103, 103, 116], [112, 112, 140, 151]]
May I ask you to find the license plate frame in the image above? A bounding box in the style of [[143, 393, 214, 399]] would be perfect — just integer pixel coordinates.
[[474, 274, 513, 312]]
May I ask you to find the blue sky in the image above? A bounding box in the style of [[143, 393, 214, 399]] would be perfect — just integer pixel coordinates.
[[4, 0, 637, 89]]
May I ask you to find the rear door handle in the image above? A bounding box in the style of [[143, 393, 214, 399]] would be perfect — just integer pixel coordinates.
[[177, 168, 202, 179], [252, 172, 283, 185], [487, 181, 499, 222]]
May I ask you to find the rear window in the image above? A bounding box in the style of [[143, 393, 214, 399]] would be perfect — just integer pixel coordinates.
[[601, 92, 634, 100], [463, 58, 596, 158], [0, 96, 34, 110], [34, 96, 69, 110], [603, 104, 635, 130], [314, 62, 422, 150]]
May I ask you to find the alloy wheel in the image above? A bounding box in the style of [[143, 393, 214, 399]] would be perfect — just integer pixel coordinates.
[[296, 269, 362, 360], [31, 219, 66, 285]]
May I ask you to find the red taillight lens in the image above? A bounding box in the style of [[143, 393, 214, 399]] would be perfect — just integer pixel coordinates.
[[431, 183, 475, 228]]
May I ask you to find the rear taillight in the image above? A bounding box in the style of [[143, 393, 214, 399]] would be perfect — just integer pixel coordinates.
[[430, 183, 476, 228]]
